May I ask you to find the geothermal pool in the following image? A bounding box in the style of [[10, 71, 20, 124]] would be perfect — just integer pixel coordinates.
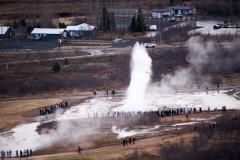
[[0, 89, 239, 152]]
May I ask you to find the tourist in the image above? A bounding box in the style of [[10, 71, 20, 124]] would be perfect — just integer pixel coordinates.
[[123, 138, 126, 146], [77, 146, 81, 154], [16, 150, 18, 157], [9, 150, 12, 157], [20, 150, 23, 157], [30, 149, 33, 156], [133, 137, 136, 144], [129, 137, 132, 144]]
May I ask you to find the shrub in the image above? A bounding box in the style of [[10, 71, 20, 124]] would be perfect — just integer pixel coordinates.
[[52, 61, 61, 72], [64, 58, 69, 65]]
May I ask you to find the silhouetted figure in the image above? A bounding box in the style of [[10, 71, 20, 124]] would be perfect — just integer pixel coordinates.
[[123, 139, 126, 146], [30, 149, 32, 156], [16, 150, 18, 157], [222, 106, 226, 112], [194, 126, 197, 131], [133, 137, 136, 144], [9, 150, 12, 157], [193, 108, 196, 113], [206, 83, 209, 94], [129, 137, 132, 144], [20, 150, 23, 157], [77, 146, 81, 154], [112, 90, 115, 95]]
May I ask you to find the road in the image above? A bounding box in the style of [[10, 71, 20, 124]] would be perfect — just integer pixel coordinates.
[[0, 43, 185, 65], [0, 39, 239, 65]]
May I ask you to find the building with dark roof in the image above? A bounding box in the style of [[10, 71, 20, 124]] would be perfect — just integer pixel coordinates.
[[0, 26, 15, 38], [31, 28, 68, 40]]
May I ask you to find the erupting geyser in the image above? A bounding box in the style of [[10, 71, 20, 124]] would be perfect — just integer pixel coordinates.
[[122, 42, 152, 111]]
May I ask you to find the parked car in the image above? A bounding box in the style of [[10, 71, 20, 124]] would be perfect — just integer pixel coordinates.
[[114, 38, 123, 42], [175, 14, 183, 18], [144, 43, 156, 48], [34, 36, 42, 40], [169, 18, 176, 22]]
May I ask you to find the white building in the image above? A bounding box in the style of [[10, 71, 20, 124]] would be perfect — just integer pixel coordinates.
[[151, 5, 194, 19], [151, 8, 171, 18], [66, 23, 98, 38]]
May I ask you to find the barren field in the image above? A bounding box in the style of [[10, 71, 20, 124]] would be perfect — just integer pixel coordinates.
[[1, 41, 240, 159]]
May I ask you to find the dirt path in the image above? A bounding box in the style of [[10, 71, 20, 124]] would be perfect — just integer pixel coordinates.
[[26, 131, 194, 160]]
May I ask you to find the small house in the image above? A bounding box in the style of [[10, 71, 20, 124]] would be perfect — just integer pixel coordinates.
[[31, 28, 68, 40], [66, 23, 98, 38], [151, 8, 171, 18], [168, 5, 193, 15], [0, 26, 15, 38]]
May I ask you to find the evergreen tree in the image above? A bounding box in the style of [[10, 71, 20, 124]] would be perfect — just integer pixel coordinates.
[[20, 19, 27, 27], [13, 20, 18, 28], [109, 13, 115, 31], [136, 7, 146, 32], [52, 61, 61, 72], [58, 22, 66, 28], [64, 58, 69, 65], [129, 16, 136, 33], [101, 6, 110, 32]]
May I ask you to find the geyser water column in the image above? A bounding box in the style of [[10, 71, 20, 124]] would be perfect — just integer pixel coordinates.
[[123, 42, 152, 111]]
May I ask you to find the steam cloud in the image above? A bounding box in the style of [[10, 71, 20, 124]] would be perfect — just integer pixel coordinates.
[[36, 113, 101, 149], [159, 36, 240, 90], [123, 42, 152, 111]]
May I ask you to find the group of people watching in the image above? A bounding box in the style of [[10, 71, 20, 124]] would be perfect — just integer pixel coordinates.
[[0, 149, 32, 158], [122, 137, 136, 146], [88, 107, 206, 119], [93, 90, 116, 96], [39, 101, 68, 116]]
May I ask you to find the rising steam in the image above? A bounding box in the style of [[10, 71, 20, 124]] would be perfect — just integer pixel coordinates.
[[159, 36, 240, 91], [123, 42, 152, 111]]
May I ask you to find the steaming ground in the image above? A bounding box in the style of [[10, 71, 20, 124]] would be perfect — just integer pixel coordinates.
[[0, 89, 240, 153], [1, 41, 240, 155]]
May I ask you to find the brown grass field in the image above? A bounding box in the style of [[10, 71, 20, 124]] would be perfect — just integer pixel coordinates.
[[0, 44, 240, 159]]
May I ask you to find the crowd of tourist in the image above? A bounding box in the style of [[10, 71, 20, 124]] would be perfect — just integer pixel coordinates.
[[0, 149, 33, 158], [123, 137, 136, 146], [88, 107, 206, 119], [39, 101, 68, 115]]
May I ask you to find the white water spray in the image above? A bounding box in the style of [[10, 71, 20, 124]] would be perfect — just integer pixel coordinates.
[[122, 42, 152, 111]]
